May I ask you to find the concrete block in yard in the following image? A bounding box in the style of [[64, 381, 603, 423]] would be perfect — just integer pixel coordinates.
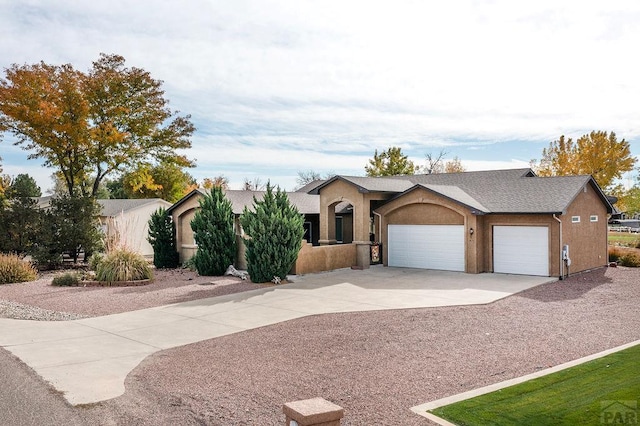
[[283, 397, 344, 426]]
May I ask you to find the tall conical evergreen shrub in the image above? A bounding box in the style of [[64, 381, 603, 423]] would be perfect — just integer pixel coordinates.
[[240, 184, 304, 283], [190, 187, 236, 276], [147, 207, 179, 268]]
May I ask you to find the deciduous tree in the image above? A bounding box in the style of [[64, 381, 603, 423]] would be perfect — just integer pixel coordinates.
[[536, 131, 636, 191], [0, 53, 195, 197], [365, 147, 417, 176], [202, 175, 229, 190], [444, 156, 466, 173], [122, 161, 196, 202]]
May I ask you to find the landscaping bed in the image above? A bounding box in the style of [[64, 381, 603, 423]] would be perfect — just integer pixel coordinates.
[[0, 268, 264, 318]]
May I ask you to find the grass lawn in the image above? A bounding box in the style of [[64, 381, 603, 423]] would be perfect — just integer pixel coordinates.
[[609, 232, 640, 247], [430, 344, 640, 426]]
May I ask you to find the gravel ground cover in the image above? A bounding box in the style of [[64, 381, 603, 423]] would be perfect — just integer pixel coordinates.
[[75, 266, 640, 425], [0, 269, 264, 319]]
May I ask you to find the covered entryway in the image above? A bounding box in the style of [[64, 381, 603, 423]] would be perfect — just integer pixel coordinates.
[[387, 225, 465, 271], [493, 225, 549, 276]]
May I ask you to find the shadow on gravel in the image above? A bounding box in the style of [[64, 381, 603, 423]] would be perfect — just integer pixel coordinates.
[[516, 267, 611, 302]]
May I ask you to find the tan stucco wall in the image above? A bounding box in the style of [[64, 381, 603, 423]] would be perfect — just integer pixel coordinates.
[[319, 180, 393, 244], [169, 194, 201, 264], [479, 214, 558, 276], [560, 183, 608, 274], [291, 242, 357, 275], [374, 188, 479, 273]]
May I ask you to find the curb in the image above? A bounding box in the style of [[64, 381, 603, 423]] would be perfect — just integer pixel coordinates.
[[411, 339, 640, 424]]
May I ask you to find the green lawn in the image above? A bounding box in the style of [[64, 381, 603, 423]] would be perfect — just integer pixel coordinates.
[[609, 232, 640, 247], [430, 344, 640, 426]]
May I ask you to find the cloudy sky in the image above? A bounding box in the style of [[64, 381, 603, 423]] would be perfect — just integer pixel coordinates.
[[1, 0, 639, 191]]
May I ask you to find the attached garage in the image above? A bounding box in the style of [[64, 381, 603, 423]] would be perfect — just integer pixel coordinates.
[[493, 226, 549, 276], [387, 224, 465, 271]]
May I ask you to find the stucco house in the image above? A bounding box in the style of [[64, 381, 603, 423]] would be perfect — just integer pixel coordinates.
[[33, 197, 171, 258], [307, 168, 613, 277], [97, 199, 172, 258], [167, 189, 321, 269]]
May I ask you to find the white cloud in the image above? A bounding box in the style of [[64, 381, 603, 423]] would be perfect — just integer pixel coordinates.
[[1, 0, 639, 189]]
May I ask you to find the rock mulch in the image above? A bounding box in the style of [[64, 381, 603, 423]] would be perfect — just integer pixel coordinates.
[[77, 266, 640, 425]]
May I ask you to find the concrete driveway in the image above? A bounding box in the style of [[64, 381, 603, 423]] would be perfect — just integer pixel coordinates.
[[0, 267, 553, 406]]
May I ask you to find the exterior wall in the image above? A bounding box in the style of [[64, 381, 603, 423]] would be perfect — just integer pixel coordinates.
[[101, 201, 171, 258], [170, 194, 201, 263], [560, 183, 608, 274], [319, 179, 392, 244], [291, 242, 357, 275], [478, 214, 559, 276], [374, 188, 479, 273]]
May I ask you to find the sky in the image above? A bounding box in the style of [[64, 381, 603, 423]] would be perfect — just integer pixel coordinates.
[[1, 0, 639, 192]]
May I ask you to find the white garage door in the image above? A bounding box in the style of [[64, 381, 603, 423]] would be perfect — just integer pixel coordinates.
[[493, 226, 549, 276], [388, 225, 465, 271]]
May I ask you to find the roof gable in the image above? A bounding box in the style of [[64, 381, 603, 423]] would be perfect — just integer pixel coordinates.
[[98, 199, 171, 217]]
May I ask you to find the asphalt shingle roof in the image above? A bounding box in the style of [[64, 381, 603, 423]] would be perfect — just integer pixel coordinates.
[[223, 190, 319, 214], [403, 169, 603, 213], [98, 199, 170, 217]]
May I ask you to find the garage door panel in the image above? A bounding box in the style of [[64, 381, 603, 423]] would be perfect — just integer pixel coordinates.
[[493, 226, 548, 276], [388, 225, 464, 271]]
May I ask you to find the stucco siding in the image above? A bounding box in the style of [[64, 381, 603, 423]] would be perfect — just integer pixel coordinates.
[[561, 183, 608, 274], [479, 214, 558, 276]]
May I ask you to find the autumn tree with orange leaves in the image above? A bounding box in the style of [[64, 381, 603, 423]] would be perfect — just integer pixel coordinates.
[[535, 131, 636, 191], [0, 53, 195, 197]]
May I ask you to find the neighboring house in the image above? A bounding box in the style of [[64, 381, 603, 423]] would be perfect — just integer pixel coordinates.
[[97, 199, 172, 258], [167, 189, 321, 269], [33, 197, 171, 258], [308, 168, 613, 277]]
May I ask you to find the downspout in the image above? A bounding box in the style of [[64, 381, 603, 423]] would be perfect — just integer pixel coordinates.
[[553, 214, 564, 280]]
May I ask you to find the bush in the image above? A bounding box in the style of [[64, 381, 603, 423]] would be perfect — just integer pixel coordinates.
[[609, 247, 624, 263], [147, 207, 179, 269], [240, 184, 304, 283], [0, 253, 37, 284], [190, 187, 236, 276], [95, 249, 153, 282], [88, 252, 104, 271], [51, 272, 80, 287], [620, 251, 640, 267]]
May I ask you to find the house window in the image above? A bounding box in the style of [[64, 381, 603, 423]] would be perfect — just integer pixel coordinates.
[[571, 216, 580, 223], [590, 215, 598, 222]]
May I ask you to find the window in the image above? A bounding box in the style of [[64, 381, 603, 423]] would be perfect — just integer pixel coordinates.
[[571, 216, 581, 223], [590, 215, 598, 222]]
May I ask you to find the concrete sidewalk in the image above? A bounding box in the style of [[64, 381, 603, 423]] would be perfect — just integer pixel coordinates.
[[0, 267, 554, 405]]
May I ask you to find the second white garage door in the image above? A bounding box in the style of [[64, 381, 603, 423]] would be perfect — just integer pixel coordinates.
[[387, 225, 465, 271], [493, 226, 549, 276]]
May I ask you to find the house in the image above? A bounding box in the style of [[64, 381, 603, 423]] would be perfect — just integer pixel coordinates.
[[308, 168, 613, 277], [97, 199, 172, 258], [167, 189, 321, 269], [33, 196, 171, 258]]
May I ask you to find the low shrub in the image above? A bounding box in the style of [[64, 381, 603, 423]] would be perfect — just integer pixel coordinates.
[[620, 251, 640, 267], [51, 272, 80, 287], [0, 253, 37, 284], [608, 247, 624, 263], [96, 249, 153, 282], [88, 252, 104, 271]]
